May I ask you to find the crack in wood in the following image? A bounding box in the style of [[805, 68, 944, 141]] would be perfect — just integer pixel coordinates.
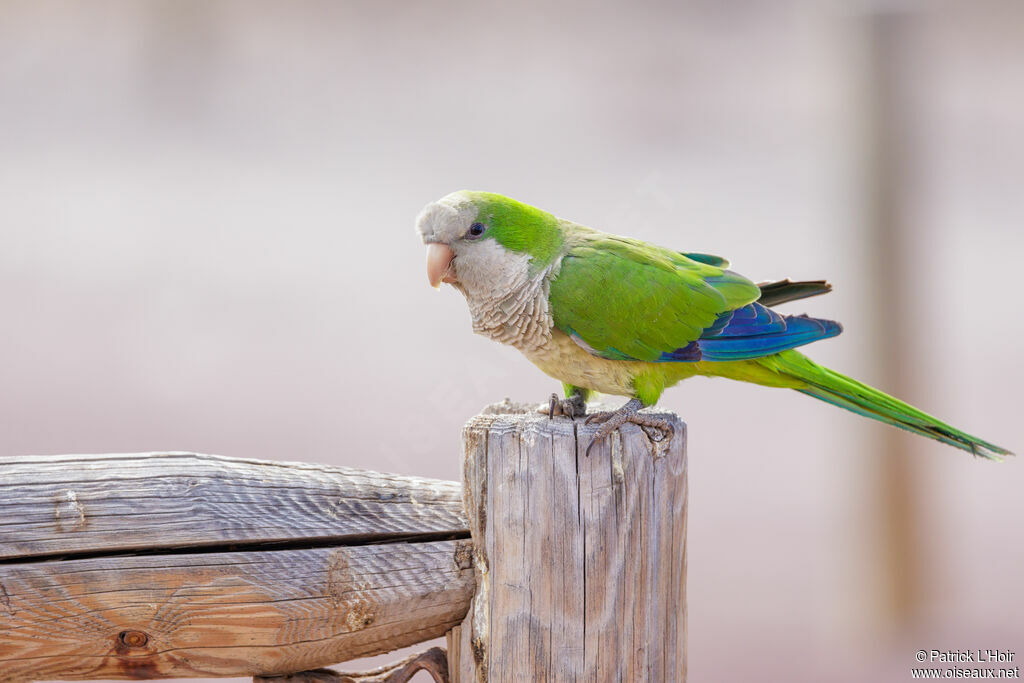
[[0, 530, 471, 566], [0, 580, 12, 615]]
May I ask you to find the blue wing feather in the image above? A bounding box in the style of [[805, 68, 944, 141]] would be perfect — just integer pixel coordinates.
[[656, 303, 842, 362]]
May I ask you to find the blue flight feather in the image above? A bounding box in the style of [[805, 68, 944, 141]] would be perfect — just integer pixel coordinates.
[[696, 314, 842, 361], [654, 304, 842, 363]]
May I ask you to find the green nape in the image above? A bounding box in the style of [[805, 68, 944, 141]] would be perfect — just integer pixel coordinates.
[[464, 191, 564, 267]]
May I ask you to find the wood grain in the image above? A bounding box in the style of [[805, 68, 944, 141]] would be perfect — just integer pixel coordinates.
[[0, 541, 474, 681], [0, 453, 467, 560], [452, 404, 687, 681], [0, 453, 473, 680]]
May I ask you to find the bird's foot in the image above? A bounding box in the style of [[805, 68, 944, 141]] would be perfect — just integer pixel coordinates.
[[542, 392, 587, 419], [584, 398, 674, 457]]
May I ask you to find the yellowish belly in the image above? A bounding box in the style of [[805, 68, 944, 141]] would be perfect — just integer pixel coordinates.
[[522, 330, 699, 397]]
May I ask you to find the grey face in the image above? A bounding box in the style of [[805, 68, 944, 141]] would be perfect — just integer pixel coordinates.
[[416, 191, 478, 246]]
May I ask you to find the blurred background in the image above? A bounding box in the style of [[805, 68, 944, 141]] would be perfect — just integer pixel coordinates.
[[1, 1, 1021, 681]]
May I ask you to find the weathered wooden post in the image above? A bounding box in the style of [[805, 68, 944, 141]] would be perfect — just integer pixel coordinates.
[[447, 402, 688, 682], [0, 406, 686, 681]]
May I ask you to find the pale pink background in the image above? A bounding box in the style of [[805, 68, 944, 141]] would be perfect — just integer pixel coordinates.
[[1, 2, 1021, 681]]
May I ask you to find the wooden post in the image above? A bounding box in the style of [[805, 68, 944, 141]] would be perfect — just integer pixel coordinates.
[[448, 402, 687, 681]]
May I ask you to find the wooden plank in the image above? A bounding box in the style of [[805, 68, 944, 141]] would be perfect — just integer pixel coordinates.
[[457, 405, 687, 681], [445, 623, 472, 683], [0, 453, 467, 560], [0, 540, 475, 681]]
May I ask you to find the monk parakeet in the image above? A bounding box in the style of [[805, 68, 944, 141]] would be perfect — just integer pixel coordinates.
[[416, 190, 1011, 459]]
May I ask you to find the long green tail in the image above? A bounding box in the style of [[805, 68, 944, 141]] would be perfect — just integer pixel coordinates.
[[762, 351, 1013, 460]]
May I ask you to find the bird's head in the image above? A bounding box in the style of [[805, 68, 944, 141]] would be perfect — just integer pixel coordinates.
[[416, 191, 564, 296]]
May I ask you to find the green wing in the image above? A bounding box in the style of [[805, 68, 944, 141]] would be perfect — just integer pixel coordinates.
[[549, 234, 760, 362]]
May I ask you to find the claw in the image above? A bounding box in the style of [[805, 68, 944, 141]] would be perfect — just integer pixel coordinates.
[[583, 398, 672, 457], [542, 392, 587, 419]]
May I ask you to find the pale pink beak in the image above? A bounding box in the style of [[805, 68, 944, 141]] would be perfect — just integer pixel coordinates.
[[426, 242, 457, 289]]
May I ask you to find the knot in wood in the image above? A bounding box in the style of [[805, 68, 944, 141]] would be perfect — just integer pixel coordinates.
[[118, 630, 149, 649], [454, 540, 474, 569]]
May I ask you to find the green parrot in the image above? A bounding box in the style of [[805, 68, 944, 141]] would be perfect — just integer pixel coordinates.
[[416, 190, 1011, 460]]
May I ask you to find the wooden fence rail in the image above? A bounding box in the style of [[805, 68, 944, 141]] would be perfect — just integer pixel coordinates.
[[0, 404, 687, 682]]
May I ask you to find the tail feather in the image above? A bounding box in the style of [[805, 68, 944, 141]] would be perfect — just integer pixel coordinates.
[[757, 278, 833, 307], [764, 351, 1013, 460]]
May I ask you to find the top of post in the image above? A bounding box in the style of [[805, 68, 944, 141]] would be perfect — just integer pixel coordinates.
[[464, 399, 686, 460]]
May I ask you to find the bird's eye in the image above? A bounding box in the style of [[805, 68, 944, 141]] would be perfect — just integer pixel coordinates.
[[467, 222, 487, 239]]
